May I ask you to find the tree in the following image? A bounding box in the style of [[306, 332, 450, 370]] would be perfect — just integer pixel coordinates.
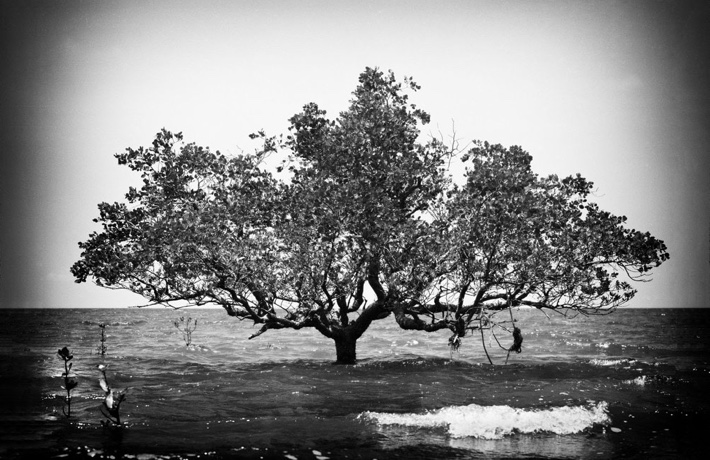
[[71, 68, 669, 364]]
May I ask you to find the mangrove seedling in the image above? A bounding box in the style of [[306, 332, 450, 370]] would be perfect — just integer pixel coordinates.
[[57, 346, 78, 417], [173, 316, 198, 346], [96, 323, 107, 355], [97, 364, 127, 425]]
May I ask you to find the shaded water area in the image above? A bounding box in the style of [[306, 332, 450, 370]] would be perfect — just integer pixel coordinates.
[[1, 308, 709, 459]]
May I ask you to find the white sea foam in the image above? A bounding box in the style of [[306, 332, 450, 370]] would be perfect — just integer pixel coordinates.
[[361, 402, 610, 439], [623, 376, 647, 386], [589, 358, 636, 367]]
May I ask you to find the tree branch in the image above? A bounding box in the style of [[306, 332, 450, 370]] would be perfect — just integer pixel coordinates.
[[393, 303, 451, 332]]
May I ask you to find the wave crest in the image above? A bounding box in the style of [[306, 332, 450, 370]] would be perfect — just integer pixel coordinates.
[[589, 358, 637, 367], [361, 401, 610, 439]]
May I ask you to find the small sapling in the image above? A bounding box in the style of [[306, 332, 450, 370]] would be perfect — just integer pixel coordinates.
[[96, 323, 107, 355], [97, 364, 127, 425], [57, 347, 78, 417], [173, 316, 198, 346]]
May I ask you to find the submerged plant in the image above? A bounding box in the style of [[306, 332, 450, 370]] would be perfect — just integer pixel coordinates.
[[173, 316, 198, 346], [97, 364, 127, 425], [57, 347, 78, 417], [96, 323, 107, 355]]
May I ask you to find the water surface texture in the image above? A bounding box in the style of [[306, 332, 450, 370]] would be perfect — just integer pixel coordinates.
[[1, 308, 708, 459]]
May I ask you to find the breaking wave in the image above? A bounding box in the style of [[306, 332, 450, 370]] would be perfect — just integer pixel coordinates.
[[361, 401, 610, 439], [588, 358, 638, 367]]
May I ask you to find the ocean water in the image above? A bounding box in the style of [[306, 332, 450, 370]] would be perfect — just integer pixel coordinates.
[[1, 307, 709, 459]]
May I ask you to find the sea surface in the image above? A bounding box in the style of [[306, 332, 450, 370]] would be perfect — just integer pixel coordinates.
[[1, 307, 709, 459]]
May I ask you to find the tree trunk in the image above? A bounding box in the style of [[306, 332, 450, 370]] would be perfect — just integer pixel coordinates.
[[330, 301, 389, 364], [333, 333, 358, 364]]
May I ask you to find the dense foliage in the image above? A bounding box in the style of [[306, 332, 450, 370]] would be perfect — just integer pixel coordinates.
[[72, 68, 669, 363]]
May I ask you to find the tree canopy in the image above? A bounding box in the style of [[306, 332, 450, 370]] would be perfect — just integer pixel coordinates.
[[72, 67, 669, 363]]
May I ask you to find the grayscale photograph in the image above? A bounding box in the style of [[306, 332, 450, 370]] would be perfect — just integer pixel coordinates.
[[1, 1, 709, 459]]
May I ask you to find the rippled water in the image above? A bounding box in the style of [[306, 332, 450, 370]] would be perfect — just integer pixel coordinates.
[[1, 307, 709, 459]]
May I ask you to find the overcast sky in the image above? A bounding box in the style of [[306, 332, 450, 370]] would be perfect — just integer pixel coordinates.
[[1, 0, 708, 309]]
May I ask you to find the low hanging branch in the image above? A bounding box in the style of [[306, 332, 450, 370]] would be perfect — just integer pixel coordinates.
[[393, 303, 451, 332], [480, 315, 493, 364], [471, 296, 524, 365]]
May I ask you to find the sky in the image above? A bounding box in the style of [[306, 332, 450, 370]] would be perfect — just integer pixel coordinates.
[[1, 0, 708, 309]]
